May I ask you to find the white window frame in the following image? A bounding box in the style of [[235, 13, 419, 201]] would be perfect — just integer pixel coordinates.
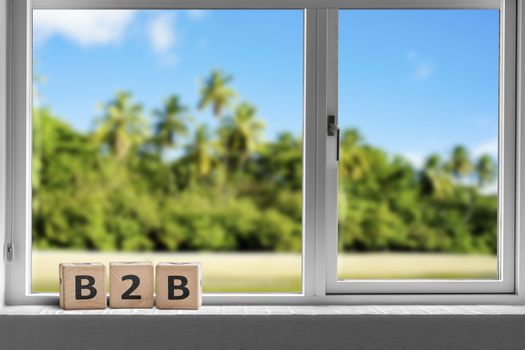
[[3, 0, 525, 305], [326, 3, 517, 294]]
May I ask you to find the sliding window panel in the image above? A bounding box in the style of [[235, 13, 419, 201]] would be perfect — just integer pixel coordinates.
[[337, 10, 502, 282]]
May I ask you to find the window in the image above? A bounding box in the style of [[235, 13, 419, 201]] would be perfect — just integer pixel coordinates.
[[30, 9, 303, 295], [337, 10, 500, 282], [328, 9, 513, 294], [4, 0, 524, 305]]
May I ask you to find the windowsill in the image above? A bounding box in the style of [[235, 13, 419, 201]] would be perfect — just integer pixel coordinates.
[[3, 305, 525, 349], [3, 304, 525, 316]]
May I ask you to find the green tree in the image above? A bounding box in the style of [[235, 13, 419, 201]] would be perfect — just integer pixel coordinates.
[[425, 154, 442, 171], [186, 124, 214, 178], [220, 102, 265, 170], [448, 145, 473, 180], [421, 153, 452, 199], [259, 132, 302, 190], [32, 71, 499, 256], [95, 91, 148, 160], [198, 70, 236, 117], [476, 154, 496, 187], [152, 95, 189, 155]]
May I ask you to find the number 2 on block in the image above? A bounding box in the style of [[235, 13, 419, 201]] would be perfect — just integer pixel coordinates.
[[121, 274, 141, 300]]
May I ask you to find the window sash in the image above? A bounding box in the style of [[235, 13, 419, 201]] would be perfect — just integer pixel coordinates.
[[325, 2, 517, 294], [4, 0, 525, 306]]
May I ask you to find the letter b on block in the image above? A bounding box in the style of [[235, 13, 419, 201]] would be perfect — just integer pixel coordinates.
[[59, 263, 106, 310], [156, 263, 202, 309], [75, 275, 97, 300]]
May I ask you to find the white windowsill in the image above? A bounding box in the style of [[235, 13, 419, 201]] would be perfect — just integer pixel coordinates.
[[3, 305, 525, 316], [3, 304, 525, 350]]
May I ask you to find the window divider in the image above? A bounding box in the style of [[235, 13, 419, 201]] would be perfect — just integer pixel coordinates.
[[302, 8, 320, 297]]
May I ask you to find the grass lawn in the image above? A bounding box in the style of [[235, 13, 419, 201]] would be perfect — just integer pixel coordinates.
[[32, 250, 497, 293]]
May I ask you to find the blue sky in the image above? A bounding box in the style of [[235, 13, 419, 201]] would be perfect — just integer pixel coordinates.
[[33, 9, 499, 167], [339, 10, 499, 167], [33, 10, 304, 143]]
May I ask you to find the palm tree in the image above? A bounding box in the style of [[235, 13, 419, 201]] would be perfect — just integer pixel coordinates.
[[186, 124, 213, 178], [476, 154, 496, 187], [220, 102, 265, 169], [448, 145, 472, 180], [420, 153, 452, 199], [95, 91, 148, 160], [198, 70, 236, 118], [424, 154, 441, 171], [152, 95, 189, 155]]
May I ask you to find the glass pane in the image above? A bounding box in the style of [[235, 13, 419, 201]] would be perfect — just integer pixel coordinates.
[[338, 10, 499, 280], [32, 10, 303, 293]]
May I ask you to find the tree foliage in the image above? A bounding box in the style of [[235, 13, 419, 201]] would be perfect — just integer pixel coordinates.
[[33, 70, 498, 254]]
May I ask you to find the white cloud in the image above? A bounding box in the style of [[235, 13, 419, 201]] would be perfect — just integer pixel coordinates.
[[148, 12, 177, 54], [473, 138, 498, 158], [401, 152, 425, 169], [407, 50, 434, 82], [33, 10, 136, 47], [186, 10, 209, 21], [480, 181, 498, 195]]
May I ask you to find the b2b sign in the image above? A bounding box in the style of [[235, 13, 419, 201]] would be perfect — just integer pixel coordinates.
[[59, 262, 202, 310]]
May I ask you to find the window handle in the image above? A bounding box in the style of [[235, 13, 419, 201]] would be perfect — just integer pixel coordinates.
[[336, 127, 340, 161], [328, 115, 340, 162]]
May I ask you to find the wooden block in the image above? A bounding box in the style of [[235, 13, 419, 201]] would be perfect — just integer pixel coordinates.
[[155, 262, 202, 310], [59, 263, 106, 310], [110, 262, 154, 308]]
